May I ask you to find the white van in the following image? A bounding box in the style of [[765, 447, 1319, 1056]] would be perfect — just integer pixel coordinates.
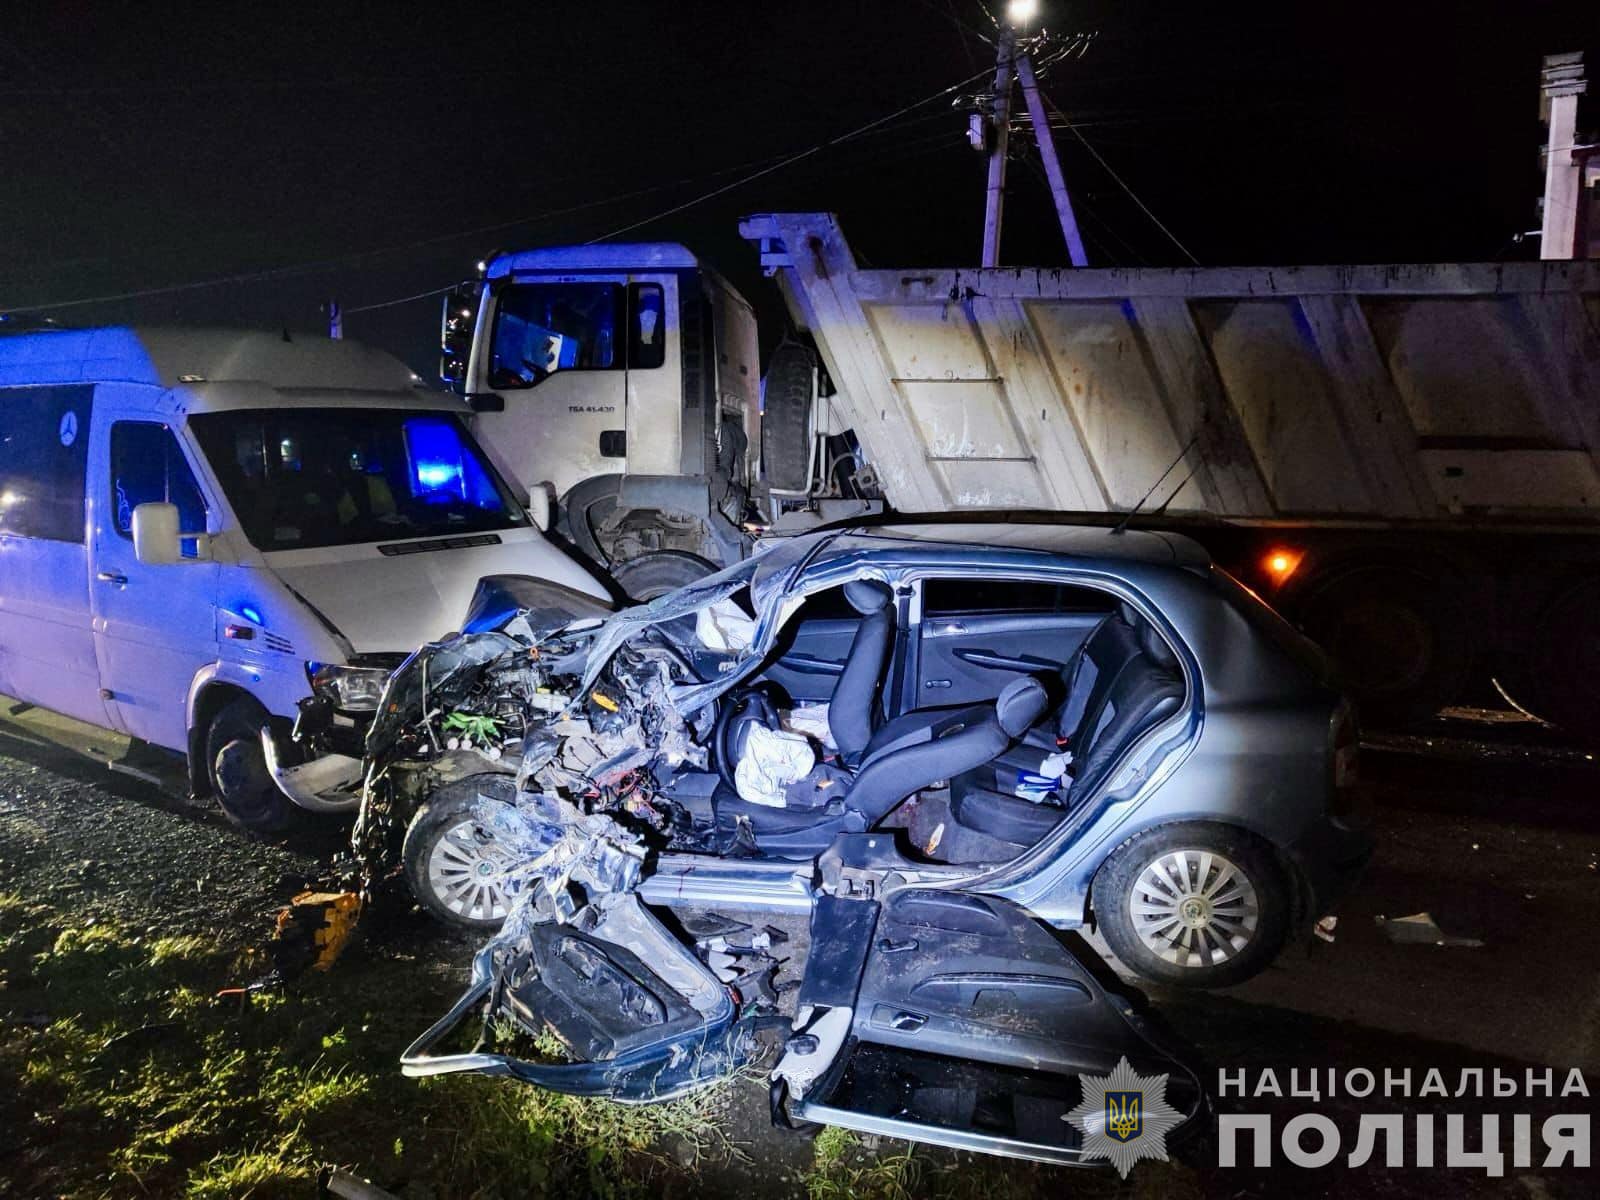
[[0, 326, 609, 830]]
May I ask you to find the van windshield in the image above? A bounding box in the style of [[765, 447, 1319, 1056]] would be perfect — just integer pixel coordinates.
[[188, 408, 527, 551]]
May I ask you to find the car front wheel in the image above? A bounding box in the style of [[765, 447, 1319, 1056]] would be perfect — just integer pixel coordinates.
[[402, 775, 520, 929], [1094, 822, 1290, 989]]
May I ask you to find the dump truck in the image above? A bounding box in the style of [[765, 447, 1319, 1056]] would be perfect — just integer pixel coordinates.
[[439, 213, 1600, 732]]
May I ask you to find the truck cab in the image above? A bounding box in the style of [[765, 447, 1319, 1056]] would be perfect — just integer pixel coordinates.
[[446, 245, 764, 590]]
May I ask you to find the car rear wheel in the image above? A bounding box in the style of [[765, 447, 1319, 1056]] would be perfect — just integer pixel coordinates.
[[206, 696, 299, 833], [1094, 822, 1290, 989], [402, 775, 520, 929]]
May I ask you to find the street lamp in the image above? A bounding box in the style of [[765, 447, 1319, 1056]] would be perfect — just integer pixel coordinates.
[[1006, 0, 1039, 25]]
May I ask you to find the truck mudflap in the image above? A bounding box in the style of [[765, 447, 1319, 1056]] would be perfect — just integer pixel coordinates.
[[771, 891, 1210, 1167]]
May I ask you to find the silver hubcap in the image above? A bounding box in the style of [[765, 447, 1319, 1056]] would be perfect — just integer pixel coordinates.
[[427, 812, 514, 923], [1131, 849, 1260, 968]]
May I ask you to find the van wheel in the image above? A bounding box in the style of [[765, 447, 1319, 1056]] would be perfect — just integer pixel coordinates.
[[1094, 823, 1290, 989], [206, 696, 298, 833], [402, 775, 520, 929]]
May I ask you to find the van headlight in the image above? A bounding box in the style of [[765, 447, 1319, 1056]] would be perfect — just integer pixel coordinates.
[[306, 661, 393, 713]]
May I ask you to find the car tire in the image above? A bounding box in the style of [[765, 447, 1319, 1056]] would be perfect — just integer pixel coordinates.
[[1094, 822, 1290, 989], [402, 775, 520, 930], [206, 696, 299, 833], [611, 550, 719, 601]]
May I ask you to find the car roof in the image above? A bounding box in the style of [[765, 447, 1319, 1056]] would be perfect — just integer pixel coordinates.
[[776, 518, 1211, 570]]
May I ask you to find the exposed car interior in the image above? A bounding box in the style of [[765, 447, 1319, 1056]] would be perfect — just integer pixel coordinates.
[[692, 576, 1189, 864]]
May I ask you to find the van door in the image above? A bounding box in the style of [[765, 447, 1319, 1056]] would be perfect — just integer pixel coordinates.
[[87, 412, 220, 752], [0, 384, 112, 727]]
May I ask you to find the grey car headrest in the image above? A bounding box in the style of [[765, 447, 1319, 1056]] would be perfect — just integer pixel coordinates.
[[995, 676, 1049, 738], [844, 578, 893, 615], [1140, 622, 1178, 670], [1118, 601, 1140, 627]]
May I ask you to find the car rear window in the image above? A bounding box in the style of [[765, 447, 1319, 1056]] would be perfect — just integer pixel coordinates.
[[922, 577, 1116, 617]]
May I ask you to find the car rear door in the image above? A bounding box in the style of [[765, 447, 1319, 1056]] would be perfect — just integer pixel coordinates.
[[912, 576, 1113, 710]]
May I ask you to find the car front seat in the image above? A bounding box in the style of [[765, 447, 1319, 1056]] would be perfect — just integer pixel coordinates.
[[709, 676, 1048, 858], [842, 676, 1049, 828], [827, 579, 896, 764]]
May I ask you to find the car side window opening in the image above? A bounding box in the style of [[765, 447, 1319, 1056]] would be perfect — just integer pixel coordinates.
[[921, 576, 1117, 618], [0, 384, 93, 543], [108, 421, 208, 556], [488, 282, 624, 387]]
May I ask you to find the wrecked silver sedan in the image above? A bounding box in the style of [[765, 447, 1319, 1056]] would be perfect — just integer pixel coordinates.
[[364, 522, 1370, 1163]]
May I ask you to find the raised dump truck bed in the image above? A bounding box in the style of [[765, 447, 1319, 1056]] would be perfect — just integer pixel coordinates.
[[743, 213, 1600, 731]]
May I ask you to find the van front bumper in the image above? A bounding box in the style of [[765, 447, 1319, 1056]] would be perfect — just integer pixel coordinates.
[[260, 729, 363, 813]]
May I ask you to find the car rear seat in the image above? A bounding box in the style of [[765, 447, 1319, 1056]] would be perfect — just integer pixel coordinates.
[[948, 615, 1184, 849], [966, 604, 1142, 796]]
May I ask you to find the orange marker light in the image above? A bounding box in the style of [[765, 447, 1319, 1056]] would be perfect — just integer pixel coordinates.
[[1262, 548, 1304, 586]]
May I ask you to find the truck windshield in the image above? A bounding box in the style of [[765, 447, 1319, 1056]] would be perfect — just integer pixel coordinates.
[[188, 407, 527, 551], [488, 282, 623, 388]]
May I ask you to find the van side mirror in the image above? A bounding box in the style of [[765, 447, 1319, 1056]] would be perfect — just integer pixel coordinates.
[[525, 485, 551, 532], [132, 502, 211, 564], [440, 286, 478, 391]]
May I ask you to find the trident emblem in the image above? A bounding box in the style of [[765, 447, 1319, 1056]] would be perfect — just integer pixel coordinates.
[[1105, 1091, 1143, 1142]]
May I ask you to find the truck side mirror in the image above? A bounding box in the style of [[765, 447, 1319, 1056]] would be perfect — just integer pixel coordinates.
[[132, 502, 211, 564], [440, 287, 477, 391]]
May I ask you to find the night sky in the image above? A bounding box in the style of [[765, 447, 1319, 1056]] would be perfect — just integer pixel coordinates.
[[2, 1, 1594, 373]]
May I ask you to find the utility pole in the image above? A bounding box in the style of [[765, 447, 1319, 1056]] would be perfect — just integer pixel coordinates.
[[1539, 52, 1587, 260], [1016, 53, 1088, 266], [980, 17, 1018, 266]]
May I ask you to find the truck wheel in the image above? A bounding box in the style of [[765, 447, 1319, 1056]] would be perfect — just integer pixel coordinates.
[[1094, 822, 1290, 989], [762, 339, 816, 493], [402, 775, 519, 929], [206, 696, 298, 833], [1520, 579, 1600, 736], [1294, 566, 1471, 726], [612, 550, 719, 601]]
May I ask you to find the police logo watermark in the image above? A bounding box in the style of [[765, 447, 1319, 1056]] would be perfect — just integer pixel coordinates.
[[1106, 1090, 1142, 1142], [1067, 1056, 1184, 1177]]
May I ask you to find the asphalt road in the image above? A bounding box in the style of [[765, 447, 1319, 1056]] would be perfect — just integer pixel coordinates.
[[1, 697, 1596, 1196]]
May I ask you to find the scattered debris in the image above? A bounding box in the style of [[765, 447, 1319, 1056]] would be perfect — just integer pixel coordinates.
[[318, 1166, 400, 1200], [1313, 915, 1338, 943], [271, 890, 362, 976], [1375, 911, 1484, 948]]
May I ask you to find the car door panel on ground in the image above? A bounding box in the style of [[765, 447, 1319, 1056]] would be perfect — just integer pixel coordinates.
[[89, 409, 220, 751], [914, 578, 1114, 709], [0, 384, 113, 727], [784, 886, 1205, 1161]]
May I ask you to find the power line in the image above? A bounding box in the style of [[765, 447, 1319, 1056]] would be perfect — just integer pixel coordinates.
[[6, 67, 994, 316], [1038, 89, 1201, 266], [583, 63, 996, 245]]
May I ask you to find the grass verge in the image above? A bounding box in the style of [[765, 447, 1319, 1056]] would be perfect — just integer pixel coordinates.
[[0, 892, 750, 1198]]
